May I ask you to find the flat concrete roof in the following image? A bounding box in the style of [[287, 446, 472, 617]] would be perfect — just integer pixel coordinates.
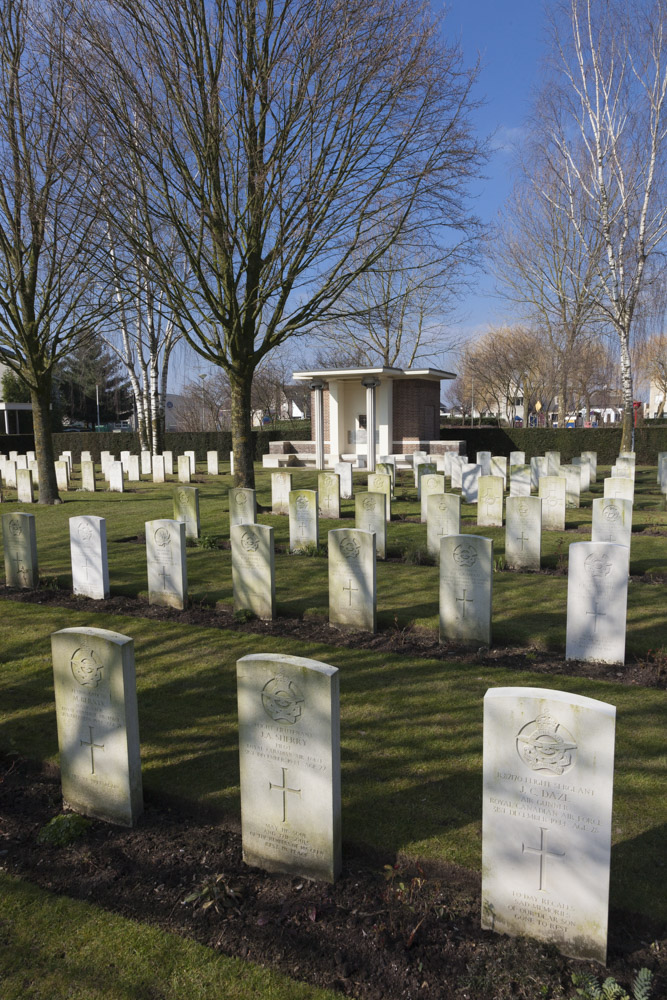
[[293, 366, 455, 382]]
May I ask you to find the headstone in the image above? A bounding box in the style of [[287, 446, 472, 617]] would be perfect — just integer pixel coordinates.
[[592, 498, 632, 569], [177, 455, 191, 483], [62, 451, 73, 474], [16, 468, 34, 503], [69, 515, 110, 600], [481, 686, 615, 963], [15, 454, 27, 471], [207, 450, 219, 475], [26, 450, 36, 464], [611, 462, 634, 482], [99, 451, 112, 475], [229, 487, 257, 528], [367, 472, 391, 521], [657, 451, 667, 485], [582, 449, 598, 482], [420, 473, 445, 522], [416, 462, 437, 499], [54, 460, 69, 492], [184, 450, 196, 475], [108, 461, 124, 493], [354, 492, 387, 560], [51, 626, 143, 827], [141, 451, 152, 476], [328, 528, 376, 632], [120, 450, 131, 473], [289, 490, 319, 551], [659, 459, 667, 495], [603, 477, 634, 503], [81, 460, 96, 491], [8, 450, 18, 461], [173, 485, 201, 539], [318, 472, 341, 519], [565, 542, 628, 664], [80, 450, 91, 464], [152, 455, 165, 483], [490, 455, 507, 487], [477, 476, 504, 527], [412, 454, 427, 488], [426, 493, 461, 561], [545, 451, 560, 476], [461, 462, 481, 503], [509, 464, 531, 497], [375, 462, 394, 494], [505, 496, 541, 571], [476, 451, 492, 476], [450, 455, 464, 490], [146, 518, 188, 609], [231, 523, 275, 619], [530, 456, 546, 490], [127, 456, 140, 482], [509, 450, 525, 467], [561, 465, 581, 508], [28, 460, 39, 486], [236, 652, 341, 882], [334, 462, 353, 499], [439, 534, 492, 645], [163, 451, 174, 476], [229, 451, 235, 476], [271, 471, 292, 515], [539, 476, 566, 531], [571, 457, 590, 493], [2, 511, 38, 587]]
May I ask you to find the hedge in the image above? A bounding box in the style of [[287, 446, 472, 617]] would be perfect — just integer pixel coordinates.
[[440, 424, 667, 464]]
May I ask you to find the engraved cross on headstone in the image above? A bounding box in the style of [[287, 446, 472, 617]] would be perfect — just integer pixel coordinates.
[[269, 767, 301, 823], [586, 601, 607, 633], [80, 725, 105, 775], [516, 532, 528, 551], [456, 589, 473, 618], [343, 579, 358, 605], [160, 565, 171, 591], [522, 826, 565, 891]]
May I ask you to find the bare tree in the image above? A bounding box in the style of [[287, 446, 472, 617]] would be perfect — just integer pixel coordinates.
[[495, 154, 605, 421], [0, 0, 109, 501], [543, 0, 667, 450], [77, 0, 485, 486]]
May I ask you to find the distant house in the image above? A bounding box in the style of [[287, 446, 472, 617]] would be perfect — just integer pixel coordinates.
[[0, 362, 34, 434]]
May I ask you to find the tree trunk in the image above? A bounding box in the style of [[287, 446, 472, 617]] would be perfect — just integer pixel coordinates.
[[619, 329, 634, 452], [31, 383, 60, 504], [230, 369, 254, 488]]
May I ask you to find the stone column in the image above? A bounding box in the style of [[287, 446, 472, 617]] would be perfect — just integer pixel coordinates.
[[310, 380, 325, 471], [362, 377, 380, 473]]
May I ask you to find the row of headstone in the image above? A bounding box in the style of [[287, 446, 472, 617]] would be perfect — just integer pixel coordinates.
[[48, 627, 616, 962]]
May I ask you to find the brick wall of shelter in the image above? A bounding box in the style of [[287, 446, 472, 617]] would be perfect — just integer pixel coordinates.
[[392, 379, 440, 447]]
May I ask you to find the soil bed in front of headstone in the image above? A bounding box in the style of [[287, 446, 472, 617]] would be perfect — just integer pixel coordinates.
[[2, 755, 664, 1000], [3, 585, 665, 689]]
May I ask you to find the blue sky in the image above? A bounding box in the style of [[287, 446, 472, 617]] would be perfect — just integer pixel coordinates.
[[441, 0, 549, 350]]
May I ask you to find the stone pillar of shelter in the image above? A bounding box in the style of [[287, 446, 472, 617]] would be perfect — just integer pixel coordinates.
[[311, 380, 325, 471]]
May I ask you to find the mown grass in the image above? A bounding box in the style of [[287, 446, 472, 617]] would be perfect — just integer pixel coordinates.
[[0, 872, 341, 1000]]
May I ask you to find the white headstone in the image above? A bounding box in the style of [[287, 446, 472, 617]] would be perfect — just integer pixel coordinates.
[[509, 450, 525, 467], [482, 686, 615, 963], [70, 516, 110, 600], [81, 461, 96, 492], [163, 451, 174, 475], [80, 450, 91, 464], [146, 519, 188, 609], [416, 462, 437, 499], [505, 496, 541, 571], [207, 450, 219, 475], [530, 456, 546, 491], [461, 462, 481, 503], [450, 455, 465, 490], [184, 450, 196, 475], [231, 523, 275, 619], [229, 487, 257, 528], [476, 451, 492, 476], [545, 451, 561, 476], [109, 461, 124, 493], [54, 460, 69, 492], [289, 490, 319, 551], [173, 485, 201, 540], [560, 465, 581, 508], [509, 464, 531, 497], [328, 528, 376, 632], [565, 542, 628, 664], [236, 652, 341, 882], [152, 455, 165, 483], [539, 476, 566, 531], [603, 477, 634, 503], [426, 493, 461, 561], [318, 472, 341, 519], [177, 455, 191, 483], [15, 454, 27, 471], [271, 471, 292, 515], [592, 498, 631, 571], [127, 456, 140, 482], [16, 468, 34, 503], [51, 626, 143, 827], [490, 455, 507, 487], [439, 534, 492, 645], [334, 462, 353, 499], [581, 450, 597, 483], [420, 473, 445, 522], [477, 476, 504, 527], [2, 512, 38, 588], [229, 451, 235, 476], [571, 456, 591, 492], [354, 492, 387, 560], [120, 450, 131, 473], [141, 451, 152, 476], [28, 459, 39, 486], [367, 472, 391, 521]]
